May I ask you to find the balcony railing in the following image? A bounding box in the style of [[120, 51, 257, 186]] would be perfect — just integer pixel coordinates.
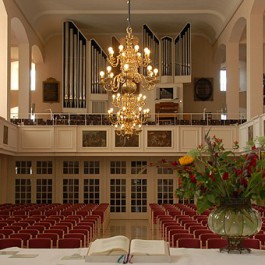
[[10, 112, 247, 127]]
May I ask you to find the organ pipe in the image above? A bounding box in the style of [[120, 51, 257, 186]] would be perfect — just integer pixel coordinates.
[[63, 21, 87, 109]]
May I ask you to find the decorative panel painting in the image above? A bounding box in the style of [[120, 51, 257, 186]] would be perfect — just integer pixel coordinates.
[[82, 131, 107, 147], [115, 134, 139, 147], [147, 130, 172, 147]]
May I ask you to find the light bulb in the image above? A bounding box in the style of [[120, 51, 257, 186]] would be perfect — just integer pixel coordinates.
[[99, 71, 105, 78], [147, 65, 152, 71], [134, 45, 140, 51], [144, 48, 150, 55], [108, 47, 114, 55], [119, 45, 124, 52], [107, 66, 112, 73]]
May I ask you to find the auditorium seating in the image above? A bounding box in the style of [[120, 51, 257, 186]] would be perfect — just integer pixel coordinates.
[[0, 202, 263, 249], [0, 203, 109, 249], [149, 203, 265, 249]]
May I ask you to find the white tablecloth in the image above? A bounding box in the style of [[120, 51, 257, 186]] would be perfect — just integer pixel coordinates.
[[0, 247, 264, 265]]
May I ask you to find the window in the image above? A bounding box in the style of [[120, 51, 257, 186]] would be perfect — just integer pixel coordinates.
[[63, 161, 79, 174], [110, 161, 126, 174], [10, 106, 19, 119], [220, 69, 226, 91], [131, 161, 147, 174], [157, 167, 173, 174], [84, 179, 100, 204], [157, 179, 174, 204], [131, 179, 147, 212], [84, 161, 100, 174], [11, 61, 36, 91], [110, 179, 126, 212], [36, 161, 53, 174], [63, 179, 79, 203], [15, 161, 32, 175], [15, 178, 31, 203], [31, 63, 36, 91], [36, 179, 53, 203], [11, 61, 19, 91]]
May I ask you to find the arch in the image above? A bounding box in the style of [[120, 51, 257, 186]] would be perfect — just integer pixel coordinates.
[[11, 17, 28, 44], [228, 17, 246, 43], [32, 44, 44, 63]]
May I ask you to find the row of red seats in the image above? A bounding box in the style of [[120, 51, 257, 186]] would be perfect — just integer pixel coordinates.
[[0, 237, 83, 249], [0, 203, 109, 249], [150, 203, 265, 249], [0, 203, 98, 217]]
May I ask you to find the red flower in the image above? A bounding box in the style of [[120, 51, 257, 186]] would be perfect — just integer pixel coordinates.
[[189, 174, 196, 184], [222, 172, 229, 180], [171, 161, 178, 167], [209, 173, 215, 181], [240, 178, 248, 187], [235, 169, 243, 176], [200, 185, 207, 193]]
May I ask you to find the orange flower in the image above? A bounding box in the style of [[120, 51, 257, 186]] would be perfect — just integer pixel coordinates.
[[179, 155, 194, 166]]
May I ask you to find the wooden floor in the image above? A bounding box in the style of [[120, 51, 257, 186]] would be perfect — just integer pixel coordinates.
[[101, 219, 161, 240]]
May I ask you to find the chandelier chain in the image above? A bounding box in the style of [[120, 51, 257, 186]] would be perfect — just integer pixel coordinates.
[[99, 0, 159, 137], [127, 0, 131, 28]]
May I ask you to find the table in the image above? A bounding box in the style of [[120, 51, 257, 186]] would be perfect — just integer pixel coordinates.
[[0, 247, 265, 265]]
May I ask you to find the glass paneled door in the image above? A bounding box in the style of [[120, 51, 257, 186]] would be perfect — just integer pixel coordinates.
[[109, 177, 148, 219]]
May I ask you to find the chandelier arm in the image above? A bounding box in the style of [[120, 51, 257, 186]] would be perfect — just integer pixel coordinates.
[[107, 57, 119, 68]]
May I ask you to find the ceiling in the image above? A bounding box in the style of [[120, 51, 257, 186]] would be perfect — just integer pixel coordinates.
[[13, 0, 244, 44]]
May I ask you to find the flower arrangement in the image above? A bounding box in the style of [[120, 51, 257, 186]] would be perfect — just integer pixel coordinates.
[[150, 132, 265, 213]]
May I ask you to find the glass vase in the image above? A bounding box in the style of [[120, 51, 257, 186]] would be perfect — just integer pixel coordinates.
[[207, 198, 262, 253]]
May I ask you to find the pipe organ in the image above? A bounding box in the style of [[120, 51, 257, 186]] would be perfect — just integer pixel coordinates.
[[142, 23, 191, 81], [143, 25, 159, 76], [63, 21, 87, 109], [175, 23, 191, 77], [161, 37, 173, 76], [90, 39, 108, 95], [61, 22, 191, 114]]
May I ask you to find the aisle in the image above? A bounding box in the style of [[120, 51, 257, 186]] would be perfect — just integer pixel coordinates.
[[100, 219, 161, 240]]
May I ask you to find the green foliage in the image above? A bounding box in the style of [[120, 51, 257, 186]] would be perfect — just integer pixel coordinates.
[[175, 135, 265, 213]]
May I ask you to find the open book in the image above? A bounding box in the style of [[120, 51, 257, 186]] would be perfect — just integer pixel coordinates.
[[85, 235, 170, 263]]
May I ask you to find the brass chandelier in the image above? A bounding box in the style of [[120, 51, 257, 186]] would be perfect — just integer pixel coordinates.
[[99, 0, 158, 137], [108, 93, 150, 137]]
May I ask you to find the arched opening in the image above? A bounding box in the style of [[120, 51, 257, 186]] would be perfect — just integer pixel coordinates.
[[10, 17, 30, 119]]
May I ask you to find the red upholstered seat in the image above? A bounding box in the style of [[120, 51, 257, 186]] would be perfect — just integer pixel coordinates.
[[28, 238, 52, 248], [57, 238, 82, 248], [177, 238, 201, 248], [0, 238, 22, 249]]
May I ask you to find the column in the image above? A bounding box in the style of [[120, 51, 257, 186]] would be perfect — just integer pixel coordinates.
[[226, 42, 240, 119], [18, 43, 31, 119], [246, 11, 263, 120], [0, 2, 9, 120]]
